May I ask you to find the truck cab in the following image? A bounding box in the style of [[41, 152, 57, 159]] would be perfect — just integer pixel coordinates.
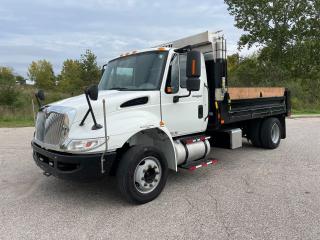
[[32, 31, 290, 204]]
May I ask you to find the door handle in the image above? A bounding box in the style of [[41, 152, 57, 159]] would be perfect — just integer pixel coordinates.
[[198, 105, 203, 119]]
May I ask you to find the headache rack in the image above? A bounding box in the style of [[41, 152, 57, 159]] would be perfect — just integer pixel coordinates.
[[155, 31, 227, 60]]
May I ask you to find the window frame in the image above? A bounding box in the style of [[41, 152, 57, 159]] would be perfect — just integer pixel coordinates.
[[165, 53, 180, 94], [179, 53, 187, 89]]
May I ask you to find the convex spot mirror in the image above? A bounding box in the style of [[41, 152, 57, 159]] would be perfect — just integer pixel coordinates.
[[36, 89, 45, 101], [186, 50, 201, 92], [85, 85, 99, 101]]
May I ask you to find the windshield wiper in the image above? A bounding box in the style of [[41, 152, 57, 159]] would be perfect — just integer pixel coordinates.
[[108, 87, 129, 91]]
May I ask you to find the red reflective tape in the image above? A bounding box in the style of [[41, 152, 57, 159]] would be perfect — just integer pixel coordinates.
[[200, 136, 206, 141], [202, 162, 208, 167], [211, 159, 218, 165], [189, 166, 197, 171]]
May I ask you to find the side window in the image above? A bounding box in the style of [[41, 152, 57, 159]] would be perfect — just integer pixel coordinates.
[[179, 54, 187, 88], [165, 54, 179, 94]]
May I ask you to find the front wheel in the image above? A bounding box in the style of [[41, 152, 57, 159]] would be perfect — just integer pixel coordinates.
[[116, 146, 168, 204]]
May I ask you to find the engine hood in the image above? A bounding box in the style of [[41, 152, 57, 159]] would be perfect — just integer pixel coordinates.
[[49, 90, 159, 124]]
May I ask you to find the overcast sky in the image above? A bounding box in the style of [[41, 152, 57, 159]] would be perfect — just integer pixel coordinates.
[[0, 0, 249, 78]]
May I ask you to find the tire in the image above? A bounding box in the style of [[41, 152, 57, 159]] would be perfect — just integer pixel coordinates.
[[116, 146, 168, 204], [260, 117, 281, 149], [248, 120, 262, 147]]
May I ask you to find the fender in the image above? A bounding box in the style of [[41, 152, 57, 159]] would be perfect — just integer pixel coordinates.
[[124, 126, 177, 171]]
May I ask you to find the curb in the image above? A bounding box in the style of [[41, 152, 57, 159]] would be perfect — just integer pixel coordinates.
[[290, 115, 320, 119]]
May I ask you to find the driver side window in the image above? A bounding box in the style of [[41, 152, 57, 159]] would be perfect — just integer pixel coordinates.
[[165, 54, 179, 94]]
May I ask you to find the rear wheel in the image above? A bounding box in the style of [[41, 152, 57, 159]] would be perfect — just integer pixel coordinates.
[[260, 118, 281, 149], [117, 146, 168, 204]]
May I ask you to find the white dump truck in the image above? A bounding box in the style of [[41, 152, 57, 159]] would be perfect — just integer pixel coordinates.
[[32, 31, 291, 203]]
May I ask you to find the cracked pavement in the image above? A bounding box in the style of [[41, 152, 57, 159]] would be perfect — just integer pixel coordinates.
[[0, 118, 320, 240]]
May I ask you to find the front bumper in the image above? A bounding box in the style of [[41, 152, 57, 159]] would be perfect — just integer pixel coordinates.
[[32, 141, 117, 181]]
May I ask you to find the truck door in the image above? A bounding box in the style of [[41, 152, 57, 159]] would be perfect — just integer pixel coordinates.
[[161, 53, 208, 137]]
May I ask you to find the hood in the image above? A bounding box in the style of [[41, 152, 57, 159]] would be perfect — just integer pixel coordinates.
[[49, 90, 158, 123]]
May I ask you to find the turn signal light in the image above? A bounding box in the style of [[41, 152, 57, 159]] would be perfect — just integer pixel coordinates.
[[166, 87, 173, 93], [192, 60, 196, 75]]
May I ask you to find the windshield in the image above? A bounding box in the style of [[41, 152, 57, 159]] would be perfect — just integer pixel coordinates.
[[99, 51, 168, 91]]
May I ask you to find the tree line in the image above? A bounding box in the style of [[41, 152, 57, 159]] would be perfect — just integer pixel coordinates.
[[28, 49, 101, 94], [0, 49, 101, 110]]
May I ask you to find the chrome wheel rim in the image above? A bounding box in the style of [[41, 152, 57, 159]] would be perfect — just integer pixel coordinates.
[[134, 156, 162, 194], [271, 123, 280, 144]]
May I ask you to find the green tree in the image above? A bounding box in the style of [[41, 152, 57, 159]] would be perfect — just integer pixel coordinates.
[[80, 49, 100, 87], [228, 55, 268, 87], [28, 60, 55, 89], [59, 59, 82, 94], [227, 53, 240, 72], [224, 0, 318, 58], [0, 67, 19, 106]]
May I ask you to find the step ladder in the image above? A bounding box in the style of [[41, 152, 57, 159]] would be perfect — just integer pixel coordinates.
[[179, 158, 218, 171]]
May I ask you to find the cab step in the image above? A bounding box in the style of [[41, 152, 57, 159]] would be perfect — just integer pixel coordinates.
[[179, 158, 218, 171]]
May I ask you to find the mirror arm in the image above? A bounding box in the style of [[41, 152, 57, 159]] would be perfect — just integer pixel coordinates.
[[35, 96, 42, 109], [35, 94, 43, 110], [80, 93, 102, 130], [101, 63, 107, 76], [79, 108, 90, 126], [173, 91, 191, 103]]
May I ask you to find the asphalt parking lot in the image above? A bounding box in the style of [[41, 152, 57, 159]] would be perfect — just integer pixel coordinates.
[[0, 118, 320, 240]]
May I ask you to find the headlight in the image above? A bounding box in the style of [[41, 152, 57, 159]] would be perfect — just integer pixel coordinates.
[[65, 138, 105, 152]]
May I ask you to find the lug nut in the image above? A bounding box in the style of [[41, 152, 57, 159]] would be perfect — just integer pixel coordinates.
[[149, 184, 153, 187], [141, 177, 145, 181], [154, 179, 158, 182], [144, 183, 148, 187]]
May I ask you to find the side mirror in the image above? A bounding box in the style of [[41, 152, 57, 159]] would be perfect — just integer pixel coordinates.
[[35, 90, 45, 101], [186, 78, 200, 92], [85, 85, 99, 101], [186, 50, 201, 92]]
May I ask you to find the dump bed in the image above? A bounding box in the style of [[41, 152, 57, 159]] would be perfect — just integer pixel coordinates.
[[207, 86, 291, 129], [227, 87, 289, 121]]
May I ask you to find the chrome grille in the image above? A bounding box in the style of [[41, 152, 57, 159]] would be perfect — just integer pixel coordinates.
[[35, 111, 45, 142], [35, 110, 69, 146]]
